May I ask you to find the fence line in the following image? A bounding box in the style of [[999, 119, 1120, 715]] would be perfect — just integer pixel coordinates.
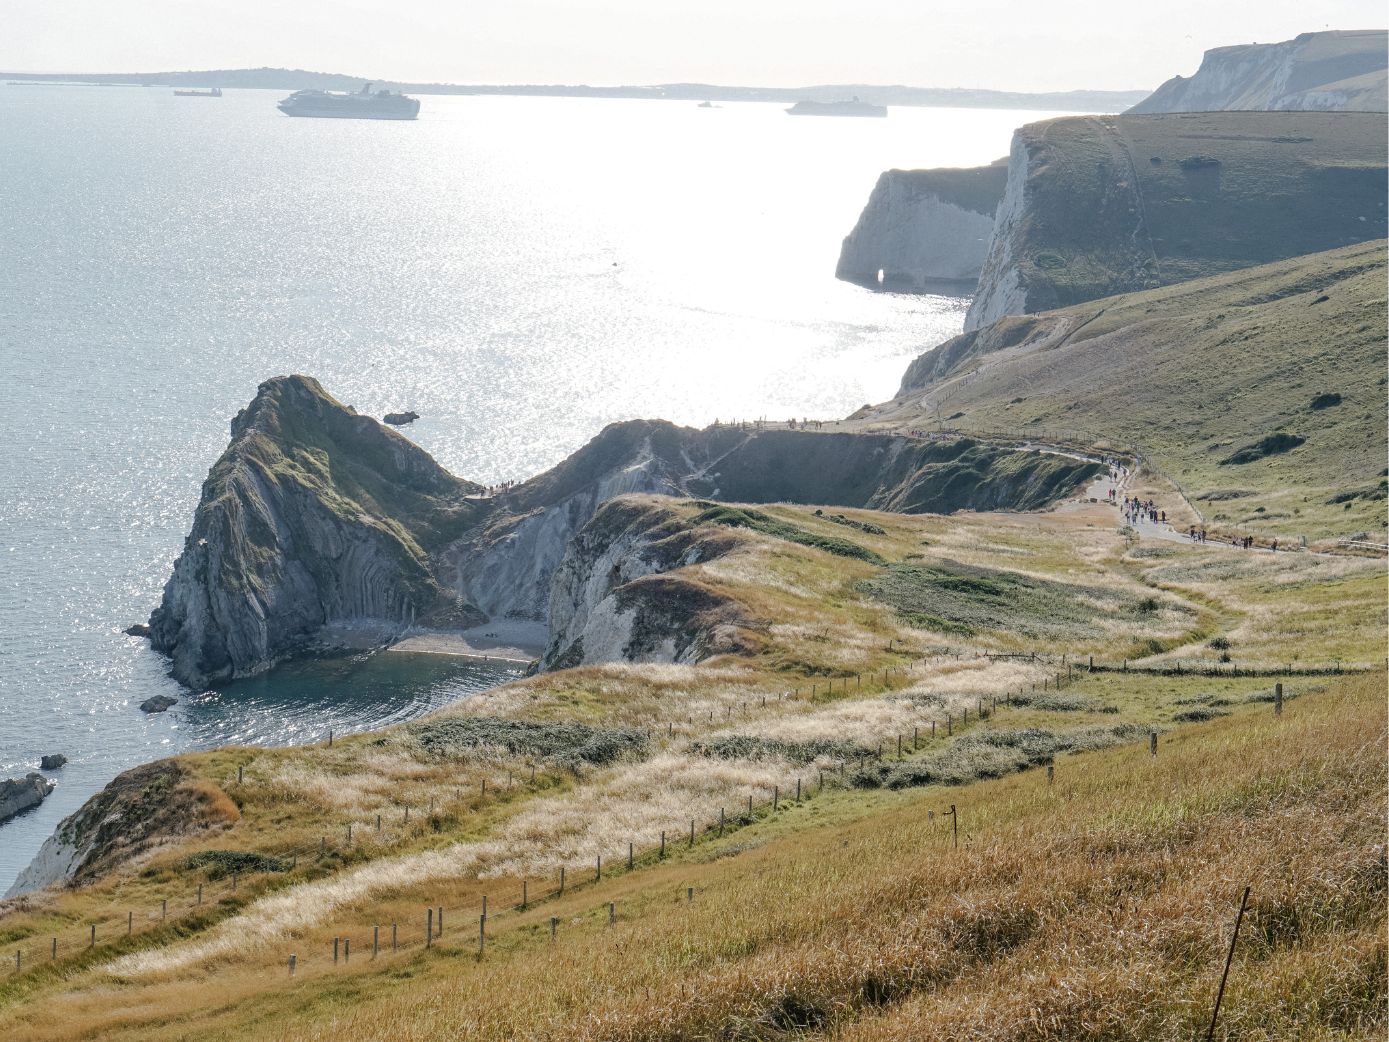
[[6, 654, 1346, 979]]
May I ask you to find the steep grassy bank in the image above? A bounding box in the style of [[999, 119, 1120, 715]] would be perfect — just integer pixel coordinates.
[[872, 241, 1388, 541], [0, 491, 1382, 1039]]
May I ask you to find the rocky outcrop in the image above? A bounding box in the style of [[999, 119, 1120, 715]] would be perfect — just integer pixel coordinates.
[[148, 376, 486, 688], [1129, 30, 1388, 114], [5, 760, 239, 897], [39, 754, 68, 771], [140, 695, 178, 714], [543, 498, 747, 669], [151, 380, 1105, 687], [964, 110, 1387, 330], [836, 161, 1007, 289], [0, 774, 54, 825], [383, 411, 420, 426]]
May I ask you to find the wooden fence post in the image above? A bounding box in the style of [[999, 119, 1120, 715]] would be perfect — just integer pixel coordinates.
[[607, 902, 615, 927], [628, 842, 634, 870], [1274, 682, 1283, 716], [89, 924, 94, 948], [289, 953, 296, 976], [718, 807, 725, 836], [373, 925, 379, 957], [127, 911, 132, 935], [344, 938, 350, 962], [197, 884, 202, 905], [1047, 763, 1054, 786], [549, 916, 558, 942], [659, 832, 666, 859], [1150, 731, 1158, 757], [522, 880, 528, 909], [479, 915, 486, 956], [392, 923, 397, 950], [559, 866, 565, 895], [596, 855, 602, 881], [690, 818, 696, 846], [426, 909, 433, 949], [161, 899, 167, 921], [333, 937, 340, 963], [1206, 886, 1252, 1040], [438, 906, 444, 936]]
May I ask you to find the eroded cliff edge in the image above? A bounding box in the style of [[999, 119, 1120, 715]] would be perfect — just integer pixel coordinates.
[[835, 160, 1008, 289], [148, 376, 487, 688], [965, 110, 1388, 330], [148, 377, 1102, 688], [1128, 30, 1388, 114]]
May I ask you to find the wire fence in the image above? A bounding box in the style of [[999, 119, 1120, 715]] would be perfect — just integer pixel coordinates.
[[4, 653, 1365, 980]]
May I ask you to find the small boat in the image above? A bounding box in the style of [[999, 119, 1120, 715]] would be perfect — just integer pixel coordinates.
[[174, 87, 222, 98], [697, 100, 719, 108], [277, 83, 420, 120], [785, 97, 887, 118]]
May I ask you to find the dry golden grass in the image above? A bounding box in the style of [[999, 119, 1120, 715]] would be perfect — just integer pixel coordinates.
[[0, 498, 1383, 1041]]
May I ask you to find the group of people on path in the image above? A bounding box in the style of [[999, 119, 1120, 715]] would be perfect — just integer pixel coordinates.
[[1122, 495, 1165, 528]]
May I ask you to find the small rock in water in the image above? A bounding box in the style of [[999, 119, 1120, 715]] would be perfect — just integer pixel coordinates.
[[383, 411, 420, 426], [0, 773, 55, 823], [139, 695, 178, 714], [39, 754, 67, 770], [125, 623, 152, 638]]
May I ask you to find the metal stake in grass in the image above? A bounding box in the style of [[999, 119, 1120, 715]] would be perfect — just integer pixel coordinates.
[[1206, 886, 1252, 1041]]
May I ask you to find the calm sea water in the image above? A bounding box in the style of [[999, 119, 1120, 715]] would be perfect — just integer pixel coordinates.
[[0, 85, 1065, 889]]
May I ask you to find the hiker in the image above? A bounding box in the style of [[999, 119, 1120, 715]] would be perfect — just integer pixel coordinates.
[[1159, 511, 1166, 524], [1271, 539, 1278, 552]]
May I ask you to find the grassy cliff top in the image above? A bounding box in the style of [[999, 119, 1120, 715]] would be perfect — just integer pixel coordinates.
[[988, 110, 1386, 316], [879, 241, 1388, 542], [2, 488, 1383, 1039]]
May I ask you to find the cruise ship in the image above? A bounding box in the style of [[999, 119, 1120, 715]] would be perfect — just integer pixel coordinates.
[[276, 84, 420, 120], [785, 98, 887, 118]]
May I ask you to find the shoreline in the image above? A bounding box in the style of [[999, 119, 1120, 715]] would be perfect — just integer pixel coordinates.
[[386, 622, 546, 665]]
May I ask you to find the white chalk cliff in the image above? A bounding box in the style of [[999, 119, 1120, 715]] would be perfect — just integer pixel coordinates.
[[835, 161, 1008, 289], [1129, 30, 1387, 114]]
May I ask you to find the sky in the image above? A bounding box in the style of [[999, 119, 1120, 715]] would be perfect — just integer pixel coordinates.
[[2, 0, 1384, 91]]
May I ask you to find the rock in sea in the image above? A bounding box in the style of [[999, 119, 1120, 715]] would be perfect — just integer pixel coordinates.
[[39, 754, 67, 770], [125, 623, 152, 638], [0, 773, 54, 824], [140, 695, 178, 714], [383, 410, 420, 426]]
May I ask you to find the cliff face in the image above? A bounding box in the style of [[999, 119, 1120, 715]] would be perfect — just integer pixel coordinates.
[[835, 161, 1008, 289], [542, 498, 746, 670], [964, 110, 1387, 330], [149, 376, 486, 688], [151, 382, 1103, 688], [1129, 30, 1388, 114], [5, 760, 239, 897]]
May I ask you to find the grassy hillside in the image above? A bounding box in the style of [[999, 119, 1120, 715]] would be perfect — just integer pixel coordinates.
[[0, 489, 1382, 1040], [976, 111, 1386, 321], [876, 241, 1388, 542]]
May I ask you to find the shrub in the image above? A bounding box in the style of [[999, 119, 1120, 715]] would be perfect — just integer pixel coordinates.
[[181, 850, 289, 879], [409, 717, 648, 767]]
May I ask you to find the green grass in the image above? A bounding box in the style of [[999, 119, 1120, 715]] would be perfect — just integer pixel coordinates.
[[882, 240, 1389, 540], [691, 502, 885, 562], [981, 111, 1386, 316]]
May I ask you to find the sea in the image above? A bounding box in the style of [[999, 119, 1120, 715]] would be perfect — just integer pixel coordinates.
[[0, 84, 1067, 890]]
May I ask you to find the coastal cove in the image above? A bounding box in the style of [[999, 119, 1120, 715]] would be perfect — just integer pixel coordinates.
[[0, 89, 1069, 890]]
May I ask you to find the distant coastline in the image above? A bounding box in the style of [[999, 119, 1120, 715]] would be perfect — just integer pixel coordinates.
[[0, 67, 1152, 111]]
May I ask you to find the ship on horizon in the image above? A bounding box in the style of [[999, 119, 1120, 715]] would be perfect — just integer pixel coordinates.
[[277, 83, 420, 120], [785, 97, 887, 118], [173, 87, 221, 97]]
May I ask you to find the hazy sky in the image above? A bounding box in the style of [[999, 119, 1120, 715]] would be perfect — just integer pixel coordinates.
[[3, 0, 1384, 90]]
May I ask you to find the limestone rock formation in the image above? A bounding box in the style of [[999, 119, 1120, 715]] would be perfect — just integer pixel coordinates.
[[543, 497, 746, 669], [383, 411, 420, 426], [835, 161, 1007, 289], [139, 695, 178, 714], [6, 760, 238, 897], [964, 110, 1387, 330], [39, 754, 67, 771], [0, 773, 54, 825], [148, 376, 486, 688], [1129, 30, 1388, 114], [150, 381, 1103, 687]]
